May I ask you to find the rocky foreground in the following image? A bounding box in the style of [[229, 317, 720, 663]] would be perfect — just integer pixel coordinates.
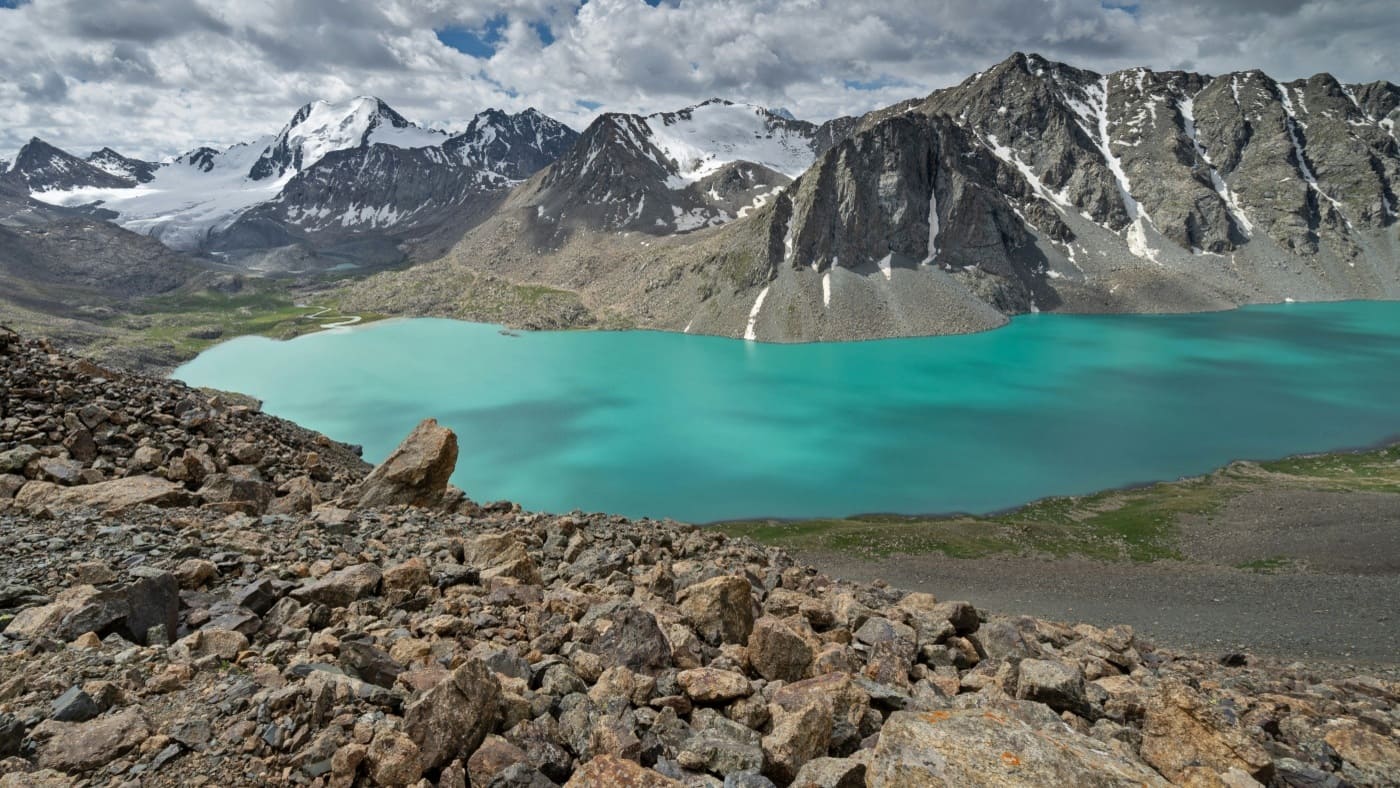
[[1, 331, 1398, 787]]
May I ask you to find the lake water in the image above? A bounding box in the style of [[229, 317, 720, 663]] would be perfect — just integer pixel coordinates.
[[174, 302, 1400, 522]]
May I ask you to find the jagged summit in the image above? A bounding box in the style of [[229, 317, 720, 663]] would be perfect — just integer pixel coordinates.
[[1, 137, 132, 192], [248, 96, 447, 181], [444, 107, 580, 180]]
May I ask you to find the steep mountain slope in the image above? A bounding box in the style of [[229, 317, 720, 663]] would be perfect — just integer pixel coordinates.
[[345, 54, 1400, 342], [1, 138, 134, 192], [525, 99, 847, 235], [23, 100, 577, 270]]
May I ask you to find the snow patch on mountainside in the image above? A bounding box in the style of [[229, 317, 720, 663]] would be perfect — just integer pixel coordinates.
[[648, 102, 816, 186], [33, 140, 288, 250]]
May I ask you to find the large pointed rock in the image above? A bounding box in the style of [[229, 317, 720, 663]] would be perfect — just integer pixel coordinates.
[[351, 418, 458, 507]]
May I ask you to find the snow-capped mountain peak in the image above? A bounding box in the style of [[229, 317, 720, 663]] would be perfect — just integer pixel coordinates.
[[23, 99, 577, 260], [248, 96, 447, 181]]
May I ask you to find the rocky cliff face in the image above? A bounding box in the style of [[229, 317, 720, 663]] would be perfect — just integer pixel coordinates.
[[370, 53, 1399, 343], [707, 53, 1400, 341], [0, 333, 1395, 786]]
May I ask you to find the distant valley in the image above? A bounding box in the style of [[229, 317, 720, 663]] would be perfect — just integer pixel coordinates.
[[2, 52, 1398, 362]]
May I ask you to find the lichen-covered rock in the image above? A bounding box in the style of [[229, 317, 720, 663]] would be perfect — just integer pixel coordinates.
[[762, 700, 832, 783], [748, 615, 814, 682], [565, 754, 683, 787], [867, 706, 1168, 786], [1140, 681, 1274, 784], [291, 563, 382, 608]]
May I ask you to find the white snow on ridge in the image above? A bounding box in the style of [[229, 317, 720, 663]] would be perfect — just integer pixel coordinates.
[[288, 98, 445, 172], [31, 97, 455, 250], [648, 102, 815, 187], [982, 133, 1071, 208], [33, 140, 289, 251]]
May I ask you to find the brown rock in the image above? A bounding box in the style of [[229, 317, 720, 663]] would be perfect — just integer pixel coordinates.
[[1323, 724, 1400, 785], [366, 730, 423, 786], [291, 563, 382, 608], [3, 585, 125, 643], [352, 418, 458, 507], [677, 668, 752, 704], [175, 629, 249, 661], [749, 615, 815, 682], [467, 735, 529, 786], [15, 475, 190, 514], [772, 673, 870, 755], [678, 575, 754, 645], [382, 557, 430, 592], [404, 657, 502, 771], [792, 757, 866, 788], [269, 475, 321, 514], [868, 707, 1167, 786], [330, 743, 368, 788], [34, 708, 150, 773], [564, 755, 683, 787], [763, 700, 833, 783], [1016, 659, 1089, 716], [173, 558, 218, 590], [1140, 681, 1273, 784]]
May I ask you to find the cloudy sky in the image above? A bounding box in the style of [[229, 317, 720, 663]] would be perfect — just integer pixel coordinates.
[[1, 0, 1397, 160]]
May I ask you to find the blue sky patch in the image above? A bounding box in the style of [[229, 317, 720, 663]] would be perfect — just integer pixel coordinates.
[[531, 20, 555, 45], [577, 99, 603, 110], [436, 16, 507, 58]]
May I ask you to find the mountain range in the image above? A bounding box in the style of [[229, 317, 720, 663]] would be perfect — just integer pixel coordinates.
[[5, 52, 1399, 344], [2, 97, 578, 272]]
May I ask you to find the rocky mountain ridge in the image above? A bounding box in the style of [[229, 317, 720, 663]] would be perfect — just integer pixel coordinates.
[[524, 99, 852, 236], [5, 99, 580, 271], [348, 53, 1400, 343], [1, 331, 1397, 786]]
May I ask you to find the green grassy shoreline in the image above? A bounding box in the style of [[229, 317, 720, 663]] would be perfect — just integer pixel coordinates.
[[716, 443, 1400, 562]]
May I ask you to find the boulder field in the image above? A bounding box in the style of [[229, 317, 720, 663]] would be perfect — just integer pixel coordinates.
[[0, 330, 1397, 786]]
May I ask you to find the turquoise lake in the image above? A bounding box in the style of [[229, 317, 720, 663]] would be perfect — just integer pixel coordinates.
[[173, 302, 1400, 523]]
